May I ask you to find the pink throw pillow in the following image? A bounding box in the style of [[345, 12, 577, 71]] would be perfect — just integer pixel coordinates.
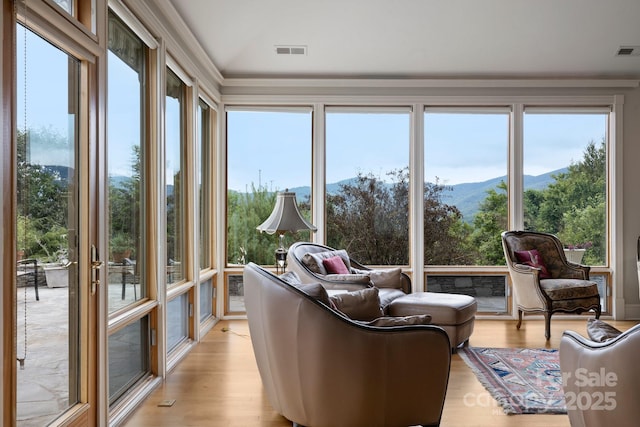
[[322, 255, 350, 274], [514, 249, 551, 279]]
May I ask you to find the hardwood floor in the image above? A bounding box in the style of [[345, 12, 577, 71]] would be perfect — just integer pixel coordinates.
[[123, 318, 637, 427]]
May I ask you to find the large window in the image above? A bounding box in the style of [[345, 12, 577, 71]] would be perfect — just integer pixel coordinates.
[[325, 108, 411, 265], [523, 110, 609, 266], [197, 98, 216, 325], [424, 110, 510, 266], [106, 10, 152, 407], [165, 68, 186, 286], [226, 108, 313, 267], [198, 100, 213, 271], [107, 12, 146, 313]]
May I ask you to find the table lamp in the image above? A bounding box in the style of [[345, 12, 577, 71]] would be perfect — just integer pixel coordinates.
[[256, 190, 317, 274]]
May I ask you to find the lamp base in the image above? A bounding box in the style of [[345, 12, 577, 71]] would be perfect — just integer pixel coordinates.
[[275, 247, 287, 274]]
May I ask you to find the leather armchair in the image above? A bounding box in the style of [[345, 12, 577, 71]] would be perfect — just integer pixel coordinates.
[[501, 230, 601, 339], [287, 242, 411, 292], [244, 262, 451, 427], [560, 324, 640, 427]]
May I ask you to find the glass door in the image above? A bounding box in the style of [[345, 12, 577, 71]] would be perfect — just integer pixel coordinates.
[[15, 24, 89, 426]]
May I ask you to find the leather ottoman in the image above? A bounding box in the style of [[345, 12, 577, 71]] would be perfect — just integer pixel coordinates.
[[388, 292, 477, 351]]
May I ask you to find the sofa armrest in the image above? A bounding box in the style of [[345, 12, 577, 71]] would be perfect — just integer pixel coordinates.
[[245, 262, 451, 427], [560, 324, 640, 427]]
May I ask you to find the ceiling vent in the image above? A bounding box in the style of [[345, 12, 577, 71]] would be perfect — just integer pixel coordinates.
[[275, 45, 307, 56], [616, 46, 640, 56]]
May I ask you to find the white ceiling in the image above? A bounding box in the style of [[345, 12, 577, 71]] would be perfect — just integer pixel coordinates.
[[167, 0, 640, 79]]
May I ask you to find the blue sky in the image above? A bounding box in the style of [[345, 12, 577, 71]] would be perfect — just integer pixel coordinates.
[[228, 110, 607, 192], [18, 25, 608, 194]]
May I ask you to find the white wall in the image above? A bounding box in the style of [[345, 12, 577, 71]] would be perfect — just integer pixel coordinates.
[[622, 88, 640, 318]]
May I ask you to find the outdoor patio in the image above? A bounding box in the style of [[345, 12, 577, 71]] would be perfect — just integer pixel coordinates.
[[15, 274, 140, 427]]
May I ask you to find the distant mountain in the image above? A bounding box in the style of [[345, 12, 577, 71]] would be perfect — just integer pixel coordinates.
[[289, 168, 566, 221], [110, 167, 566, 222], [440, 167, 566, 221]]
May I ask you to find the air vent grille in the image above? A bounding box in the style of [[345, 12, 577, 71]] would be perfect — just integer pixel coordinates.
[[616, 46, 640, 56], [275, 45, 307, 56]]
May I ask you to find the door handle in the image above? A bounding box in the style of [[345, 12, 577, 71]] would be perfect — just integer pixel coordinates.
[[90, 245, 102, 295]]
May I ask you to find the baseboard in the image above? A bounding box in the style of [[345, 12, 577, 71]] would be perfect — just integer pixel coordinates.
[[623, 303, 640, 320]]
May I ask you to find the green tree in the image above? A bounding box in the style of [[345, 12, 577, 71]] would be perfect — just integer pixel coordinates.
[[109, 145, 141, 260], [533, 140, 606, 264], [469, 181, 508, 265], [16, 128, 69, 261], [424, 179, 474, 265]]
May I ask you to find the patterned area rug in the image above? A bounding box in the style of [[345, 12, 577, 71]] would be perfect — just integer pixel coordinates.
[[458, 347, 566, 415]]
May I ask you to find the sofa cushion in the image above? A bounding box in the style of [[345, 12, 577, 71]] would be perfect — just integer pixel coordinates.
[[294, 282, 332, 307], [302, 250, 351, 275], [322, 255, 350, 274], [587, 318, 622, 342], [324, 273, 371, 285], [329, 287, 383, 321], [360, 314, 433, 327], [539, 279, 599, 300], [378, 288, 407, 312], [279, 270, 301, 285], [515, 249, 551, 278], [368, 267, 403, 289]]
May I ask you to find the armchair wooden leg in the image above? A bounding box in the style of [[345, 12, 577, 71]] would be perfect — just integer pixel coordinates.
[[516, 309, 523, 330], [544, 312, 551, 340], [595, 305, 602, 319]]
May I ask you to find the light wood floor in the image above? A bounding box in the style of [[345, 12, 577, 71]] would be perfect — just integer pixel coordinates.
[[123, 318, 638, 427]]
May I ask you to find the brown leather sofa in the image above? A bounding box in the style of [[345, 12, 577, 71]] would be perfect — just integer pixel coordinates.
[[560, 323, 640, 427], [244, 262, 452, 427]]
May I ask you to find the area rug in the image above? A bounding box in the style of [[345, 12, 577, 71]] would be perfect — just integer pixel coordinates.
[[458, 347, 566, 415]]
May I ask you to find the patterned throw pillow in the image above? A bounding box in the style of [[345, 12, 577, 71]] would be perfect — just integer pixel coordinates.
[[514, 249, 551, 279]]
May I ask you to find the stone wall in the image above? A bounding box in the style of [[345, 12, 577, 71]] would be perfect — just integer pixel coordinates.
[[426, 275, 507, 297]]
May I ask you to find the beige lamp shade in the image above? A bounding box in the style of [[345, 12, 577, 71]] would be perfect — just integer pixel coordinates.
[[256, 191, 317, 235]]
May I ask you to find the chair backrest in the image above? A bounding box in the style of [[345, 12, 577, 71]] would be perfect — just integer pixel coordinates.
[[560, 324, 640, 427], [287, 241, 412, 293], [243, 262, 451, 427], [502, 230, 575, 279]]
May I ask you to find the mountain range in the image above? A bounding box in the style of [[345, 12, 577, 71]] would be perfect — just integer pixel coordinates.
[[109, 167, 567, 222], [288, 167, 567, 221]]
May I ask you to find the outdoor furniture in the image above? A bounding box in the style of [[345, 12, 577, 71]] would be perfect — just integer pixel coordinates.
[[121, 258, 138, 300], [501, 230, 601, 340], [244, 262, 451, 427], [17, 259, 40, 301]]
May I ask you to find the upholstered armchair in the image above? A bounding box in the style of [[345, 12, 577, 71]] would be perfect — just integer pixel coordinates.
[[244, 262, 451, 427], [501, 230, 601, 340], [288, 241, 411, 288], [560, 323, 640, 427], [287, 241, 412, 312]]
